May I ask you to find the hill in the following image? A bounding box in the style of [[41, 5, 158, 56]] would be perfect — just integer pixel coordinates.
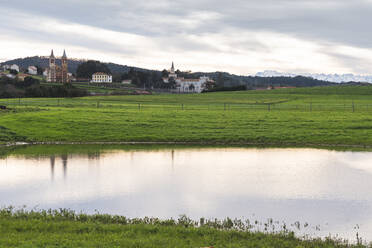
[[0, 56, 149, 75], [0, 56, 348, 88]]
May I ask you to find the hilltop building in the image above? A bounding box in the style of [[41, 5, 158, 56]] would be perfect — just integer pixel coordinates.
[[169, 62, 177, 78], [28, 66, 37, 75], [163, 62, 213, 93], [47, 50, 70, 83], [17, 73, 29, 81], [10, 64, 20, 72], [91, 72, 112, 83], [2, 64, 19, 72]]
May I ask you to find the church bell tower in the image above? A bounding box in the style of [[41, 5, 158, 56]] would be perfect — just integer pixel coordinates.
[[61, 49, 68, 83], [48, 49, 56, 82]]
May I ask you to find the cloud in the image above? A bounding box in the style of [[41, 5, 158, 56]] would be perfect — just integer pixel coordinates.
[[0, 0, 372, 74]]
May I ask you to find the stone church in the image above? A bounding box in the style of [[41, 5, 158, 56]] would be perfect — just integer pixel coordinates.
[[47, 50, 70, 83]]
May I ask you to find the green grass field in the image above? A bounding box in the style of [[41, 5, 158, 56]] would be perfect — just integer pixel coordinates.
[[0, 208, 366, 248], [1, 86, 372, 147]]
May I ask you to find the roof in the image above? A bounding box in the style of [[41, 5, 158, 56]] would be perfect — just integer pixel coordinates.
[[28, 66, 37, 70], [92, 72, 111, 76], [62, 49, 67, 59], [181, 79, 201, 82]]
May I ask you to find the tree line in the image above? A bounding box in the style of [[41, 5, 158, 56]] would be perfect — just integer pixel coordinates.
[[0, 76, 88, 98]]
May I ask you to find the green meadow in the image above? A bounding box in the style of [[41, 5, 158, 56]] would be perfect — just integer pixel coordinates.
[[1, 86, 372, 147], [0, 208, 366, 248]]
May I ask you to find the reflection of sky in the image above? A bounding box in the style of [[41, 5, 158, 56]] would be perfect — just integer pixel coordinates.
[[1, 148, 372, 240]]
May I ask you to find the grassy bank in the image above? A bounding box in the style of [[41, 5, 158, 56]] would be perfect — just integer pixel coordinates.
[[0, 208, 366, 248], [1, 86, 372, 147]]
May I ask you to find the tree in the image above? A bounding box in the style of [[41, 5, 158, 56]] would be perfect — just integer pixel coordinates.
[[161, 69, 169, 78], [216, 72, 224, 87], [19, 77, 40, 88], [131, 72, 141, 86], [9, 69, 18, 75], [76, 60, 111, 79], [167, 77, 177, 89], [202, 80, 215, 91], [189, 84, 195, 91], [112, 73, 122, 82], [121, 72, 131, 81], [36, 66, 43, 75]]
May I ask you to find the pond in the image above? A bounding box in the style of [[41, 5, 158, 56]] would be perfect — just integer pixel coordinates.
[[1, 145, 372, 241]]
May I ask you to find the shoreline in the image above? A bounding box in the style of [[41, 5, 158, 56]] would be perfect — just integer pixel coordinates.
[[0, 208, 365, 247], [2, 140, 372, 150]]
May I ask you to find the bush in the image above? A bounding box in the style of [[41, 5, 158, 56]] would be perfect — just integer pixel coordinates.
[[203, 85, 247, 92], [0, 76, 88, 98]]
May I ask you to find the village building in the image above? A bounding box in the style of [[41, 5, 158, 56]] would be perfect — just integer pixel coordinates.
[[68, 73, 76, 82], [2, 65, 10, 71], [10, 64, 20, 72], [163, 62, 214, 93], [122, 79, 132, 85], [47, 49, 70, 83], [17, 73, 29, 81], [28, 66, 38, 75], [6, 74, 16, 79], [91, 72, 112, 83], [43, 68, 49, 77]]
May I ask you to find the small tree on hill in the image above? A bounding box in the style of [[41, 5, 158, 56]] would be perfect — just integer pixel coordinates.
[[76, 60, 111, 79], [9, 69, 18, 75]]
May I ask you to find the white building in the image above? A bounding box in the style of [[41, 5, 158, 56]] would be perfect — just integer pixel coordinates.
[[43, 68, 49, 77], [122, 79, 132, 84], [10, 64, 19, 72], [28, 66, 38, 75], [91, 72, 112, 83], [176, 76, 211, 93], [163, 62, 213, 93]]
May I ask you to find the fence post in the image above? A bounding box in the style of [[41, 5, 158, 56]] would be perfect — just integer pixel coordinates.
[[97, 101, 100, 108], [182, 104, 184, 110], [138, 103, 141, 111], [310, 102, 312, 112], [57, 99, 60, 106], [224, 103, 226, 111], [268, 104, 271, 112], [19, 98, 21, 105], [352, 101, 355, 113]]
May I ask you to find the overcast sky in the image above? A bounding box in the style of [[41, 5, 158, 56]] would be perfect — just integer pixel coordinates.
[[1, 0, 372, 75]]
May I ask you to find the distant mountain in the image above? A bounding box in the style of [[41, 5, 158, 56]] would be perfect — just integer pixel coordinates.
[[256, 70, 372, 84]]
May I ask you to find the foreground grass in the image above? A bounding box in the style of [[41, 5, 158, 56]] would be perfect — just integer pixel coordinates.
[[1, 86, 372, 147], [0, 208, 366, 248]]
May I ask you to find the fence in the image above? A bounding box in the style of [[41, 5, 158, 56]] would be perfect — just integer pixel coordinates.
[[0, 98, 369, 113]]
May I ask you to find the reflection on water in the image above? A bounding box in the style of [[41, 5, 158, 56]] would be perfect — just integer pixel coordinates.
[[1, 147, 372, 240]]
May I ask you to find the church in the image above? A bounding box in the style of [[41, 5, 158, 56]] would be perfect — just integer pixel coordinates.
[[47, 50, 70, 83], [163, 62, 213, 93]]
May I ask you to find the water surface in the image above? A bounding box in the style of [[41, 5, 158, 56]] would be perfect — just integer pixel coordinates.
[[1, 146, 372, 240]]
